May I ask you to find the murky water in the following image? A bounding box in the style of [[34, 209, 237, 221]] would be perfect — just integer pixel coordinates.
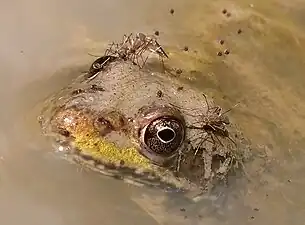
[[1, 0, 305, 224]]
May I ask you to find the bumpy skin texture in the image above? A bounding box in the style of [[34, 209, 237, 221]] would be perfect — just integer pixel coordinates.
[[39, 57, 247, 196]]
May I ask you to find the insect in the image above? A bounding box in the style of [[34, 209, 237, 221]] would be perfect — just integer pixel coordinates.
[[104, 32, 169, 68], [185, 94, 240, 160], [86, 55, 117, 80]]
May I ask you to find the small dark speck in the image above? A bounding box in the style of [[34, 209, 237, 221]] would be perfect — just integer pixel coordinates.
[[120, 160, 125, 166], [113, 174, 122, 180], [180, 208, 186, 212], [183, 46, 189, 51], [177, 86, 184, 91], [184, 215, 188, 219], [106, 163, 117, 170], [217, 51, 223, 56], [224, 49, 230, 55], [226, 12, 231, 17], [156, 90, 163, 98], [219, 40, 225, 45], [253, 208, 259, 211], [222, 9, 227, 14], [267, 143, 274, 150], [97, 117, 110, 126], [72, 89, 84, 95], [288, 179, 292, 183], [198, 215, 203, 219], [176, 69, 183, 75], [91, 84, 105, 92], [170, 9, 175, 14], [20, 50, 24, 54], [250, 216, 255, 220], [237, 29, 242, 34], [154, 30, 160, 36]]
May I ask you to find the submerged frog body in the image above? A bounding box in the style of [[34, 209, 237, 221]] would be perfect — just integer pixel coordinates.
[[39, 53, 247, 198]]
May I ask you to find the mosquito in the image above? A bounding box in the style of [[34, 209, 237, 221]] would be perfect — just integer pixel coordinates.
[[104, 32, 169, 68]]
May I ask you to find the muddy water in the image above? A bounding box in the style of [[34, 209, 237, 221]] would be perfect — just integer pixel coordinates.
[[1, 0, 305, 224]]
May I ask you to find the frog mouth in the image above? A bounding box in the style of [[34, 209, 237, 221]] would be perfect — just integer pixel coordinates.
[[56, 137, 188, 192], [41, 104, 197, 193], [48, 129, 201, 195]]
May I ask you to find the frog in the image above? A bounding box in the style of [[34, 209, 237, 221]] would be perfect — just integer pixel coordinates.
[[38, 46, 248, 203]]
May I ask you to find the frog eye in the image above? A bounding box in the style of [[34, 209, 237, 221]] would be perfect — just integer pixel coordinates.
[[143, 117, 185, 157]]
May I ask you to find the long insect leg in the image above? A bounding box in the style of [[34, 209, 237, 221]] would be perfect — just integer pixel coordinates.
[[135, 41, 150, 68], [219, 102, 240, 117], [212, 133, 225, 147], [154, 41, 169, 58], [88, 53, 100, 57], [202, 94, 211, 112]]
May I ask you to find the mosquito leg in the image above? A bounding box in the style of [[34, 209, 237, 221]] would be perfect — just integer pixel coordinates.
[[136, 42, 149, 68], [88, 53, 100, 57], [176, 148, 184, 172], [202, 94, 211, 112], [159, 55, 165, 72]]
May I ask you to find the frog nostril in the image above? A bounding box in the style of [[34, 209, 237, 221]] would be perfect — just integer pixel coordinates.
[[97, 117, 111, 126], [94, 117, 113, 136], [157, 127, 176, 143]]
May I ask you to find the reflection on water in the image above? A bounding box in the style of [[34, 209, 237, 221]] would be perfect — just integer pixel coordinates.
[[1, 0, 305, 224]]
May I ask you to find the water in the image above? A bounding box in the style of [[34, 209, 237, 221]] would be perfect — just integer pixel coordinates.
[[1, 0, 305, 224]]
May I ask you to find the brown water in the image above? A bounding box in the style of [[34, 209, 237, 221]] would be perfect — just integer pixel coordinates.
[[1, 0, 305, 224]]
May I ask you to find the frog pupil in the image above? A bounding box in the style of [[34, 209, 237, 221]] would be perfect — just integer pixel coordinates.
[[157, 127, 176, 143]]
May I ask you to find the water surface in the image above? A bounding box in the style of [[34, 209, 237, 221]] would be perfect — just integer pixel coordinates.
[[1, 0, 305, 224]]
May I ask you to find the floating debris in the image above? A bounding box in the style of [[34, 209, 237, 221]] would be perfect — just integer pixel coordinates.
[[237, 29, 242, 34], [222, 9, 227, 14], [170, 9, 175, 14], [217, 51, 223, 56], [183, 46, 189, 51], [219, 40, 225, 45], [154, 30, 160, 36]]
